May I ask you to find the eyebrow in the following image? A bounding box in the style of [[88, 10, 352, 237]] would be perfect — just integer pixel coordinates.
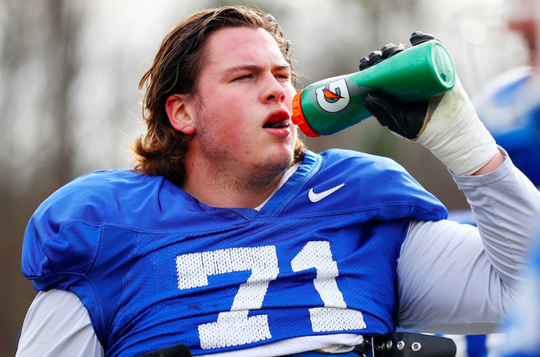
[[225, 64, 291, 74]]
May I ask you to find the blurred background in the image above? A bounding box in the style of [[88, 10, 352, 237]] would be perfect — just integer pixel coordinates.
[[0, 0, 533, 355]]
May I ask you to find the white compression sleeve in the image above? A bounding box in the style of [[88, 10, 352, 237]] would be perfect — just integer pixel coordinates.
[[397, 150, 540, 334], [16, 289, 104, 357]]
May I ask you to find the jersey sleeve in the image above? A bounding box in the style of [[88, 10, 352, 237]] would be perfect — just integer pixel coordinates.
[[21, 184, 103, 291], [20, 173, 123, 345]]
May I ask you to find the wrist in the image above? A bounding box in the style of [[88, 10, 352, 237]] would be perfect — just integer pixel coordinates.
[[472, 151, 505, 176], [416, 79, 499, 175]]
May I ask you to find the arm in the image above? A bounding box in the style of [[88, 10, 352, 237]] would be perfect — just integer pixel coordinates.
[[16, 289, 103, 357], [397, 149, 540, 334], [361, 33, 540, 334]]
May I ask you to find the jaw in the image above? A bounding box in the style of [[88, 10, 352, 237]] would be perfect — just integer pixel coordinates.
[[181, 146, 292, 208], [185, 139, 293, 186], [182, 121, 297, 190]]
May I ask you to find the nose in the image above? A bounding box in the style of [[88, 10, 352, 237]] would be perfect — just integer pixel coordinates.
[[263, 75, 286, 104]]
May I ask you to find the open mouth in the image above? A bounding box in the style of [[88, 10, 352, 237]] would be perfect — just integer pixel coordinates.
[[263, 118, 291, 129], [263, 110, 291, 130]]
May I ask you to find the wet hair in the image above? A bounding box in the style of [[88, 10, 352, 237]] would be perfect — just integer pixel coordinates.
[[131, 5, 305, 186]]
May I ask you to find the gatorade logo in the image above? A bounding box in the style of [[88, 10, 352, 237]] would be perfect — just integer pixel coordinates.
[[315, 78, 350, 113]]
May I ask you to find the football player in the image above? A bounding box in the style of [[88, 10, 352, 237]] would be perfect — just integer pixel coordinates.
[[16, 5, 540, 357]]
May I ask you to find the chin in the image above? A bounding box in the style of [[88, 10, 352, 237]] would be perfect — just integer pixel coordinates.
[[256, 149, 294, 173]]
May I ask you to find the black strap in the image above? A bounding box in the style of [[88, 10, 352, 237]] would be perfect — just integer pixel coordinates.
[[136, 333, 455, 357], [137, 343, 192, 357], [355, 333, 456, 357]]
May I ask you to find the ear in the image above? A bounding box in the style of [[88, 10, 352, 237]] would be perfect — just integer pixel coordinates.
[[165, 94, 196, 135]]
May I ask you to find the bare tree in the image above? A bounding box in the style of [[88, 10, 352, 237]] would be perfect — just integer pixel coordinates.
[[0, 1, 85, 355]]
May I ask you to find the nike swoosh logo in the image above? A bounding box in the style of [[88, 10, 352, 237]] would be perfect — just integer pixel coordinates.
[[308, 183, 345, 203]]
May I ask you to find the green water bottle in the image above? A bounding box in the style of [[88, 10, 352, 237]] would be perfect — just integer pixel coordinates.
[[291, 40, 456, 137]]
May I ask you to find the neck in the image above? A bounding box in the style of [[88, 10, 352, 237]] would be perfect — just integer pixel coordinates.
[[182, 155, 286, 209]]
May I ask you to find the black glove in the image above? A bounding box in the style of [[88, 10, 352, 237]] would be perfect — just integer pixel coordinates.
[[360, 32, 439, 140], [359, 32, 499, 176], [363, 93, 428, 140]]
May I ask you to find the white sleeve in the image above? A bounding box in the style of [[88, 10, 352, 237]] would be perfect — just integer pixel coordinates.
[[16, 289, 103, 357], [397, 150, 540, 335]]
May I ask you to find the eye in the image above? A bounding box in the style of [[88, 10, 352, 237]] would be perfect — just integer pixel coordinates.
[[233, 74, 253, 82], [274, 70, 291, 82]]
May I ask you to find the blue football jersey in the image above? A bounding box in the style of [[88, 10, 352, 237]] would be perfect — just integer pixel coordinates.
[[474, 66, 540, 188], [499, 229, 540, 357], [22, 149, 447, 356]]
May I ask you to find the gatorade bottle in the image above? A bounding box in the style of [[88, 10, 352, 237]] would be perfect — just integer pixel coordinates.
[[291, 40, 456, 137]]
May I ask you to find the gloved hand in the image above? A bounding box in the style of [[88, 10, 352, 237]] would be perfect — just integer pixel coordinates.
[[361, 32, 499, 176]]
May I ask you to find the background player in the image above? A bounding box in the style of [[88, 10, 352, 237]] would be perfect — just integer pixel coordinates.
[[447, 0, 540, 354]]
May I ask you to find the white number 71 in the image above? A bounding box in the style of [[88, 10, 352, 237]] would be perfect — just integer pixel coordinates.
[[175, 241, 365, 350]]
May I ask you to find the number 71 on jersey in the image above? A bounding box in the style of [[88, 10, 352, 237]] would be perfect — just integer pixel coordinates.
[[176, 241, 366, 349]]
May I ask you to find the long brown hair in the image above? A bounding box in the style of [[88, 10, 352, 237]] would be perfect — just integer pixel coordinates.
[[131, 6, 305, 186]]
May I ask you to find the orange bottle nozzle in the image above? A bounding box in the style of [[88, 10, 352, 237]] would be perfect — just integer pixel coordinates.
[[291, 90, 321, 137]]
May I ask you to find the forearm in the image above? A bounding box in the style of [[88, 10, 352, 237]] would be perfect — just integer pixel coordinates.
[[454, 148, 540, 289], [472, 151, 505, 175]]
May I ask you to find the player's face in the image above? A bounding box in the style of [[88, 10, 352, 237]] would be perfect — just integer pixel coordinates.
[[188, 26, 297, 180]]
